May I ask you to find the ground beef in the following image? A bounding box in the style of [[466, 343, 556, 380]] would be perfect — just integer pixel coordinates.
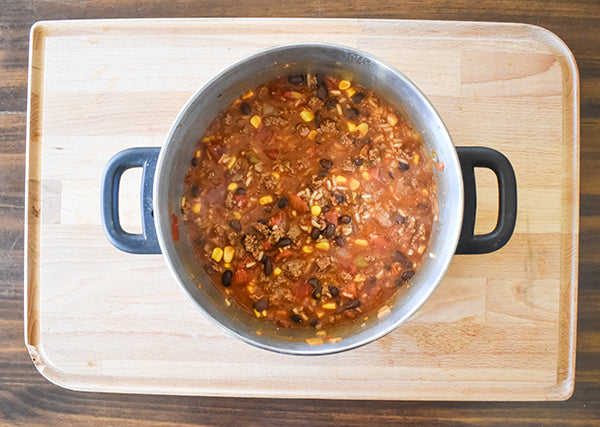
[[263, 115, 288, 127], [319, 118, 337, 134], [287, 223, 302, 241], [224, 191, 235, 209], [315, 255, 333, 272], [340, 134, 354, 147], [221, 112, 232, 126], [252, 222, 271, 238], [283, 259, 306, 280], [261, 174, 277, 191], [376, 210, 393, 228], [296, 124, 310, 137], [308, 96, 324, 111], [242, 234, 262, 259], [341, 159, 357, 172], [268, 227, 286, 245]]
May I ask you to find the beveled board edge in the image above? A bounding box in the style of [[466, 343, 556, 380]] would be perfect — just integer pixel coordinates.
[[24, 18, 580, 400]]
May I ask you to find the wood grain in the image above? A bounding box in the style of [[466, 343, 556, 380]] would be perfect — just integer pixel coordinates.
[[1, 0, 599, 425], [24, 19, 578, 401]]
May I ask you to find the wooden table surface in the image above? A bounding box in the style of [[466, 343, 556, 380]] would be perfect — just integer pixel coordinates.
[[1, 1, 598, 425]]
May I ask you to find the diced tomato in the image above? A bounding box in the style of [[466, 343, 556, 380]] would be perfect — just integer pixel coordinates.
[[369, 167, 385, 183], [232, 269, 249, 287], [295, 280, 311, 302], [341, 282, 357, 299], [261, 240, 272, 250], [340, 259, 357, 275], [170, 213, 179, 242], [288, 194, 308, 214], [256, 126, 274, 145], [324, 211, 338, 225], [264, 148, 280, 160], [269, 211, 284, 227], [234, 194, 248, 208], [371, 235, 390, 250], [207, 144, 226, 162], [273, 248, 293, 263]]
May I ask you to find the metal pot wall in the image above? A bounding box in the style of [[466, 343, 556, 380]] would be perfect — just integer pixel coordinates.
[[100, 44, 517, 355]]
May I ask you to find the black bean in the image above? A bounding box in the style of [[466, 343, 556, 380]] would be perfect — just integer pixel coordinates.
[[264, 256, 274, 276], [334, 235, 346, 247], [398, 161, 410, 171], [278, 196, 288, 209], [316, 85, 328, 100], [328, 285, 339, 297], [291, 314, 303, 323], [312, 284, 323, 299], [276, 237, 293, 247], [344, 107, 359, 119], [235, 187, 246, 195], [402, 270, 415, 281], [395, 277, 403, 287], [353, 158, 364, 167], [191, 157, 199, 167], [392, 250, 408, 263], [334, 193, 346, 204], [191, 186, 201, 197], [324, 97, 338, 110], [314, 111, 323, 127], [257, 218, 267, 225], [384, 264, 392, 271], [366, 276, 377, 286], [322, 223, 336, 239], [342, 299, 361, 310], [322, 205, 330, 213], [351, 92, 365, 103], [288, 73, 305, 85], [318, 168, 329, 178], [405, 261, 413, 269], [260, 254, 268, 264], [319, 158, 334, 170], [311, 227, 321, 241], [254, 299, 269, 312], [393, 213, 406, 224], [338, 214, 352, 224], [221, 270, 233, 287], [240, 101, 251, 115], [308, 277, 320, 288], [230, 219, 242, 232], [310, 318, 319, 327], [417, 203, 429, 211], [388, 170, 395, 179]]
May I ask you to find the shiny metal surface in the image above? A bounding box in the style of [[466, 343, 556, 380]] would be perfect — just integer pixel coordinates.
[[153, 43, 463, 355]]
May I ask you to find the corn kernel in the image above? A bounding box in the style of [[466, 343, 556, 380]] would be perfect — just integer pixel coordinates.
[[192, 203, 201, 214], [284, 91, 303, 99], [223, 246, 235, 263], [349, 178, 360, 191], [357, 123, 369, 137], [354, 274, 367, 282], [322, 302, 337, 310], [311, 205, 322, 216], [347, 121, 356, 132], [224, 263, 231, 269], [253, 309, 261, 318], [302, 245, 314, 254], [414, 154, 419, 164], [362, 171, 370, 181], [315, 241, 330, 250], [335, 175, 347, 185], [306, 338, 324, 346], [422, 188, 429, 196], [250, 115, 261, 128], [259, 195, 273, 205], [300, 110, 314, 122], [354, 239, 368, 246], [194, 150, 202, 158], [387, 114, 399, 126], [339, 80, 351, 90], [227, 182, 238, 191], [227, 156, 236, 169], [242, 90, 254, 99], [316, 330, 327, 337], [274, 267, 282, 276], [346, 87, 356, 97], [271, 171, 280, 179], [181, 196, 186, 209], [308, 130, 318, 140], [233, 211, 241, 220], [211, 247, 223, 262]]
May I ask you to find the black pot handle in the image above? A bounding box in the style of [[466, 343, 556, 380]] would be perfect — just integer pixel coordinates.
[[455, 147, 517, 254]]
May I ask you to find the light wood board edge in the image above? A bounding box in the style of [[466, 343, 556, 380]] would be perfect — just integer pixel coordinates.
[[23, 18, 581, 400]]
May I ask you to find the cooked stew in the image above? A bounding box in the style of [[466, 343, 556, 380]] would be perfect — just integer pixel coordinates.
[[181, 73, 436, 330]]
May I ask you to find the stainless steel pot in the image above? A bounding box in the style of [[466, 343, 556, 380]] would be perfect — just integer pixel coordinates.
[[101, 43, 517, 355]]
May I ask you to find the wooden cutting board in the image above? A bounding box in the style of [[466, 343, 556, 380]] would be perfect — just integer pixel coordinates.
[[25, 18, 579, 400]]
